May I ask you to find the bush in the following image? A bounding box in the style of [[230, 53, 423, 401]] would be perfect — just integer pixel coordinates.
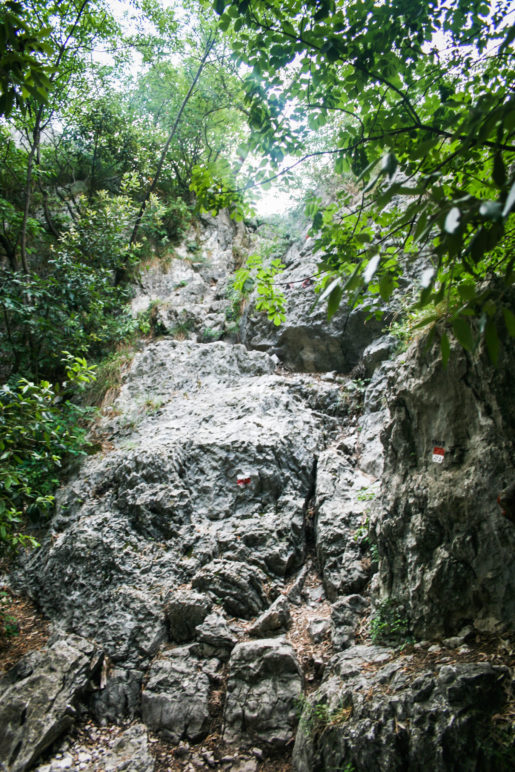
[[0, 355, 96, 552], [370, 598, 411, 645], [0, 191, 147, 380]]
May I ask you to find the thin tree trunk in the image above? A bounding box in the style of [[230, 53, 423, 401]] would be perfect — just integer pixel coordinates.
[[19, 0, 91, 274], [20, 122, 41, 274], [129, 34, 216, 249]]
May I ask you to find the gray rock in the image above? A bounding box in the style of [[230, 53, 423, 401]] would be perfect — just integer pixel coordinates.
[[356, 360, 395, 477], [331, 595, 369, 650], [223, 639, 303, 749], [307, 618, 330, 643], [242, 243, 384, 373], [90, 668, 143, 723], [165, 590, 212, 643], [6, 213, 514, 771], [361, 335, 396, 377], [82, 723, 154, 772], [293, 646, 511, 772], [315, 448, 377, 600], [286, 563, 310, 605], [194, 611, 238, 660], [0, 635, 102, 772], [192, 559, 268, 619], [131, 209, 247, 341], [373, 340, 515, 637], [249, 596, 291, 636], [141, 647, 211, 743], [13, 340, 322, 666]]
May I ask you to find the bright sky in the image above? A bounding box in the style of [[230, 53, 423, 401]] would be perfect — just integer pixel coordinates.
[[254, 189, 296, 217]]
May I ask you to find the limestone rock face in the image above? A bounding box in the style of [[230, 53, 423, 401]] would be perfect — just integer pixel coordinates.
[[15, 340, 330, 667], [131, 209, 247, 340], [223, 639, 303, 749], [374, 340, 515, 637], [3, 213, 514, 771], [165, 589, 212, 643], [315, 447, 379, 600], [141, 647, 212, 744], [192, 559, 269, 620], [0, 635, 102, 772], [249, 596, 291, 636], [242, 240, 384, 373], [292, 646, 511, 772]]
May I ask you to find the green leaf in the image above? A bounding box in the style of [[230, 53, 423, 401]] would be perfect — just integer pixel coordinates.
[[363, 254, 380, 284], [484, 318, 500, 364], [327, 283, 343, 320], [215, 0, 226, 15], [493, 153, 506, 188], [440, 332, 451, 368], [469, 227, 489, 263], [452, 316, 475, 352], [318, 277, 341, 306], [457, 282, 475, 301], [420, 267, 435, 288], [356, 157, 380, 182], [503, 308, 515, 337], [380, 152, 397, 179], [479, 200, 502, 221], [379, 273, 394, 301]]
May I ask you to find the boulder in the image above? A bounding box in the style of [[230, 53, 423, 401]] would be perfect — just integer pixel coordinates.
[[90, 667, 143, 723], [141, 647, 211, 743], [0, 635, 102, 772], [249, 596, 291, 637], [223, 639, 303, 749], [192, 559, 268, 620], [331, 594, 369, 650], [293, 645, 511, 772], [242, 242, 384, 373], [165, 589, 212, 643], [13, 340, 323, 666], [194, 611, 238, 661]]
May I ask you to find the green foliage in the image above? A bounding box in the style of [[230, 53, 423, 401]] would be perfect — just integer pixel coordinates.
[[480, 719, 515, 771], [0, 355, 96, 552], [233, 253, 286, 325], [357, 487, 375, 502], [0, 589, 19, 637], [190, 162, 249, 222], [370, 599, 411, 646], [81, 347, 135, 407], [200, 326, 223, 342], [297, 694, 353, 738], [0, 0, 257, 554], [0, 191, 145, 379], [0, 0, 52, 117], [338, 377, 369, 415], [213, 0, 515, 362], [170, 314, 195, 339]]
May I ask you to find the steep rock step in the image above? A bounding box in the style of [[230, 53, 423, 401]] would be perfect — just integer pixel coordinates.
[[9, 337, 353, 760]]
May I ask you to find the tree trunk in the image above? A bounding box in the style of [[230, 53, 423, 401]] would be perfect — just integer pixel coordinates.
[[128, 34, 216, 251]]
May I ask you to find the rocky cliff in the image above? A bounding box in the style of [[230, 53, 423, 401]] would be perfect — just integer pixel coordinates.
[[1, 212, 514, 772]]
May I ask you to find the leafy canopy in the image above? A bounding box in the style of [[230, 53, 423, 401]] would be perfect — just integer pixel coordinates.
[[211, 0, 515, 362]]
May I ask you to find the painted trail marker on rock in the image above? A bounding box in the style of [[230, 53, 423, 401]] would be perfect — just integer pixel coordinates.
[[432, 446, 445, 464]]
